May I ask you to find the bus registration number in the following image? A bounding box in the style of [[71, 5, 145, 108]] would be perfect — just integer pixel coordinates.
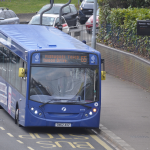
[[55, 123, 71, 127]]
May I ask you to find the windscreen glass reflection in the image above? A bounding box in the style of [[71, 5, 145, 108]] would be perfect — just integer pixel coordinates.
[[29, 67, 98, 104]]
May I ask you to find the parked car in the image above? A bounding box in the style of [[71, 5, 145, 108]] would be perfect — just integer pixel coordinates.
[[85, 8, 99, 34], [29, 14, 70, 34], [0, 7, 19, 25], [79, 0, 98, 24], [36, 4, 79, 27]]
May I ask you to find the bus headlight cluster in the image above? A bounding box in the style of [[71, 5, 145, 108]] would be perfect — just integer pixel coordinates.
[[30, 107, 43, 117], [83, 108, 98, 119]]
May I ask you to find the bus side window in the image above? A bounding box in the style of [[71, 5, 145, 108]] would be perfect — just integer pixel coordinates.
[[0, 46, 3, 76], [22, 62, 27, 96], [15, 56, 22, 92], [1, 47, 9, 80], [9, 52, 16, 86]]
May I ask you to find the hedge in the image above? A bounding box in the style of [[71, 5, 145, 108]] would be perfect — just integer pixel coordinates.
[[98, 5, 150, 59]]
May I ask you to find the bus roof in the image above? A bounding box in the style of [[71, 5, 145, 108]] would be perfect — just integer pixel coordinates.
[[0, 24, 96, 52]]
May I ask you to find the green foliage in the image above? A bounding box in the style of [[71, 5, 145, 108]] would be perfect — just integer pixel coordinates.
[[97, 6, 150, 59]]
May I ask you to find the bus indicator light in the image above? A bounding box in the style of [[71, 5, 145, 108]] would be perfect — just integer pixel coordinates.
[[93, 108, 97, 112]]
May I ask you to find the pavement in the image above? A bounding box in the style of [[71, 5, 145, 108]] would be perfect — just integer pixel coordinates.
[[100, 74, 150, 150]]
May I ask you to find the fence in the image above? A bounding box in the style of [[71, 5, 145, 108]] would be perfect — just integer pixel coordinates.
[[69, 25, 93, 44]]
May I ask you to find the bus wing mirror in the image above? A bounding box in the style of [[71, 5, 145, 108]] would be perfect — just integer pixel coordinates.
[[101, 71, 106, 80], [18, 68, 25, 77], [101, 59, 106, 80]]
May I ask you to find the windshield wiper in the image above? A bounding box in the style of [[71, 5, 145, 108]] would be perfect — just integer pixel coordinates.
[[67, 102, 92, 109], [39, 99, 92, 109], [39, 98, 76, 107], [39, 99, 60, 107]]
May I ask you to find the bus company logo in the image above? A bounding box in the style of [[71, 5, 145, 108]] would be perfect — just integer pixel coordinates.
[[91, 55, 95, 64], [94, 102, 98, 107], [62, 107, 66, 111], [35, 54, 40, 62]]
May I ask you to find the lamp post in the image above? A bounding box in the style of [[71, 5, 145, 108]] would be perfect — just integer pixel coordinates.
[[91, 0, 97, 49]]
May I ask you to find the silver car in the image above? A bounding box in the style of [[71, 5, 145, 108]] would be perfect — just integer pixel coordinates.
[[0, 8, 19, 25], [29, 14, 70, 34]]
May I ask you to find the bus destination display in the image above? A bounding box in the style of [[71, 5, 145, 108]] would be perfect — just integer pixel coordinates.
[[41, 54, 89, 64]]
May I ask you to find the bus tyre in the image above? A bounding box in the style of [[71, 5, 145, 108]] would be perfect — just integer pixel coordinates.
[[15, 108, 22, 127]]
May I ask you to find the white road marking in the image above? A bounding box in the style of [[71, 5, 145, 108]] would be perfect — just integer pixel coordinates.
[[7, 133, 14, 137], [17, 140, 24, 144]]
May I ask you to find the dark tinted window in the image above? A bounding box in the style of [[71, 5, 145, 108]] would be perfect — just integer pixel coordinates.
[[70, 5, 77, 13], [0, 42, 27, 96], [62, 6, 70, 14], [29, 15, 55, 26], [38, 5, 61, 14], [4, 10, 12, 19], [55, 17, 65, 25], [62, 18, 65, 24], [9, 10, 17, 18], [0, 47, 9, 80], [22, 62, 27, 96], [55, 18, 59, 25], [0, 11, 5, 18]]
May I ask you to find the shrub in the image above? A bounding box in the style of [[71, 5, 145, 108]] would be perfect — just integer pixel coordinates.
[[98, 1, 150, 59]]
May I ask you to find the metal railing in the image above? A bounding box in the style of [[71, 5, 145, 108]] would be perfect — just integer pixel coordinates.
[[69, 24, 97, 44]]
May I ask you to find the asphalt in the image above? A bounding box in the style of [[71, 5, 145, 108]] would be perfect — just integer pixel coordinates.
[[17, 13, 35, 23], [100, 74, 150, 150]]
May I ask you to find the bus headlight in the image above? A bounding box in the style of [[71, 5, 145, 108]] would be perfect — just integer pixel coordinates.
[[34, 110, 38, 114], [31, 107, 34, 111], [29, 106, 44, 118], [89, 111, 92, 115]]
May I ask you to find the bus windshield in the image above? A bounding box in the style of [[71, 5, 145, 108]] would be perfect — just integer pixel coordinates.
[[29, 67, 98, 104]]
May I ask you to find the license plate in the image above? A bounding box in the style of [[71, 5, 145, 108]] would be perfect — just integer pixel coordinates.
[[55, 123, 71, 127], [86, 15, 91, 17]]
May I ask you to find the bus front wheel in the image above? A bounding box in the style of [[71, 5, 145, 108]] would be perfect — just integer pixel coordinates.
[[15, 108, 22, 127]]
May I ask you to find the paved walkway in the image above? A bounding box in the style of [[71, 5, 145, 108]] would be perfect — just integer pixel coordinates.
[[100, 74, 150, 150]]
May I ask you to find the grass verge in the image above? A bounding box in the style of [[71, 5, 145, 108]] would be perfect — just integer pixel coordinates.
[[0, 0, 80, 14]]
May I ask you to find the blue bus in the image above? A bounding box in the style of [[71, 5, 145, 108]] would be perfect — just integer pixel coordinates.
[[0, 24, 105, 128]]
